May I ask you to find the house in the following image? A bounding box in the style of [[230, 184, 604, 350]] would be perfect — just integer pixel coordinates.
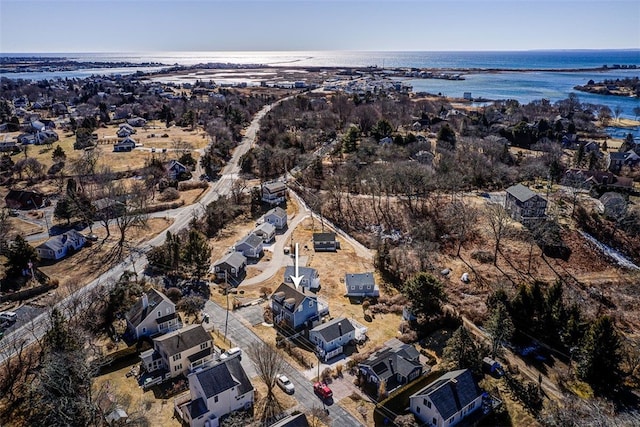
[[313, 232, 339, 252], [271, 282, 328, 332], [16, 133, 36, 145], [125, 288, 181, 340], [117, 126, 134, 138], [268, 413, 309, 427], [211, 252, 247, 286], [309, 317, 356, 361], [30, 120, 45, 132], [607, 151, 627, 173], [252, 222, 276, 243], [284, 266, 320, 290], [179, 357, 254, 427], [0, 141, 21, 153], [127, 117, 147, 127], [140, 324, 213, 380], [504, 184, 547, 226], [167, 160, 188, 180], [261, 206, 288, 230], [4, 189, 48, 210], [92, 197, 126, 220], [113, 137, 136, 152], [358, 342, 424, 397], [409, 369, 484, 427], [563, 169, 633, 191], [51, 102, 69, 116], [234, 234, 264, 259], [34, 130, 59, 145], [344, 272, 379, 298], [379, 136, 393, 145], [261, 181, 287, 205], [36, 230, 86, 260], [413, 150, 435, 166]]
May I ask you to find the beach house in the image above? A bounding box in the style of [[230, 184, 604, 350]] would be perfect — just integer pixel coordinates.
[[36, 230, 86, 261], [344, 272, 379, 298], [504, 184, 547, 226], [125, 288, 181, 340], [271, 282, 328, 332], [284, 266, 320, 290], [358, 341, 424, 398], [261, 181, 287, 205]]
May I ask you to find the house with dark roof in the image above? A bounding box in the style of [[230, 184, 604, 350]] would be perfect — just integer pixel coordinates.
[[607, 151, 628, 173], [117, 124, 136, 138], [409, 369, 484, 427], [113, 136, 136, 152], [271, 282, 328, 332], [167, 160, 189, 180], [261, 181, 287, 205], [563, 169, 633, 191], [358, 342, 424, 398], [261, 206, 288, 230], [345, 272, 379, 298], [504, 184, 547, 226], [234, 233, 264, 259], [125, 288, 181, 340], [253, 221, 276, 243], [309, 317, 357, 361], [36, 230, 86, 261], [269, 413, 309, 427], [284, 266, 320, 290], [211, 252, 247, 286], [313, 232, 339, 252], [179, 357, 254, 427], [4, 189, 48, 210], [140, 324, 213, 380], [127, 117, 147, 127]]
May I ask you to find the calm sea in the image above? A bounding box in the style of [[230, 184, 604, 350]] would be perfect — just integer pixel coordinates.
[[2, 50, 639, 122]]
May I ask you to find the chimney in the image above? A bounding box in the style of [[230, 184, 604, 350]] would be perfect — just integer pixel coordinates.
[[177, 331, 182, 348], [389, 358, 394, 374], [142, 293, 149, 309], [338, 322, 342, 336]]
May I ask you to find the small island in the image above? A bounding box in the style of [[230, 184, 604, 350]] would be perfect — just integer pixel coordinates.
[[574, 76, 639, 98]]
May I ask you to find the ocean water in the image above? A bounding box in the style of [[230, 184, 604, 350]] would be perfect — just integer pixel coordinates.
[[2, 50, 639, 119]]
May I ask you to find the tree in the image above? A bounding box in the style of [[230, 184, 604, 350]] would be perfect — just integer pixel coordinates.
[[485, 301, 514, 358], [401, 272, 447, 318], [342, 126, 359, 153], [53, 196, 74, 225], [613, 105, 623, 123], [487, 203, 511, 265], [577, 315, 622, 392], [0, 208, 12, 256], [6, 235, 37, 279], [247, 341, 285, 423], [437, 124, 456, 150], [442, 326, 482, 373], [597, 106, 612, 127], [371, 119, 394, 140], [183, 228, 210, 280], [633, 106, 640, 121], [114, 181, 148, 250], [52, 145, 66, 163], [177, 296, 206, 323]]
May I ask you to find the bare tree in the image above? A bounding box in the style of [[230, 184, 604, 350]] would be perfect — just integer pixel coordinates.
[[113, 181, 149, 254], [308, 405, 330, 427], [247, 341, 285, 423], [487, 202, 511, 265], [230, 178, 247, 205], [171, 137, 193, 154]]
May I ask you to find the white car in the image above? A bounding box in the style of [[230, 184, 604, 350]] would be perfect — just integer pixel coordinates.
[[276, 374, 295, 394], [220, 347, 242, 360]]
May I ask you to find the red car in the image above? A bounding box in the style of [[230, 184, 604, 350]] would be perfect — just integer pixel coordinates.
[[313, 382, 333, 399]]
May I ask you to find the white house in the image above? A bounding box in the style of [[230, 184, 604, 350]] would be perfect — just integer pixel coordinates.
[[125, 288, 181, 340], [36, 230, 86, 261], [344, 272, 379, 298], [261, 181, 287, 205], [409, 369, 484, 427], [179, 357, 254, 427], [140, 324, 213, 380], [283, 266, 320, 290], [252, 222, 276, 243], [113, 137, 136, 152]]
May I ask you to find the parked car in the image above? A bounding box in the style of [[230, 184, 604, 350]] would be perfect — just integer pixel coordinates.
[[220, 347, 242, 360], [313, 382, 333, 400], [0, 311, 17, 323], [85, 233, 99, 242], [276, 374, 295, 394]]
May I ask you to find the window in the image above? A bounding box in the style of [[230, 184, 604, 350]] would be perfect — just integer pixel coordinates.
[[432, 418, 437, 425], [308, 301, 313, 307], [142, 327, 146, 334], [424, 399, 431, 408], [214, 396, 218, 403], [416, 406, 420, 413], [359, 285, 363, 290], [200, 342, 208, 350], [157, 311, 161, 318], [174, 363, 182, 371], [173, 353, 182, 362]]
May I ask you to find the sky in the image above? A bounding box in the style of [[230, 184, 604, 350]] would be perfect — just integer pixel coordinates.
[[1, 0, 639, 52]]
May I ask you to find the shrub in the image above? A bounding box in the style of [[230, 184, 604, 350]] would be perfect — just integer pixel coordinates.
[[471, 250, 495, 264], [399, 330, 418, 343], [165, 287, 183, 303], [178, 180, 209, 191], [349, 392, 362, 401], [158, 187, 180, 202], [335, 363, 343, 377], [321, 368, 333, 383]]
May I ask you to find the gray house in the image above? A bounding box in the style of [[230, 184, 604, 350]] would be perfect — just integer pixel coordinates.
[[309, 317, 356, 361], [271, 282, 328, 332], [345, 272, 379, 298], [409, 369, 484, 427], [253, 222, 276, 243], [284, 266, 320, 290], [211, 252, 247, 286], [313, 232, 339, 252], [261, 181, 287, 205], [504, 184, 547, 226], [113, 137, 136, 152], [262, 206, 288, 230], [358, 342, 423, 398], [234, 234, 264, 258]]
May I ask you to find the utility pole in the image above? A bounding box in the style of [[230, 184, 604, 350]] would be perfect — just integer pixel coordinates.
[[224, 271, 229, 342]]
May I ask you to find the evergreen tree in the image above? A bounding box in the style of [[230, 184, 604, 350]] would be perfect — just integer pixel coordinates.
[[442, 326, 482, 374], [6, 235, 38, 279], [183, 228, 210, 280], [577, 315, 622, 392], [51, 145, 66, 163], [401, 272, 447, 318], [342, 126, 359, 153], [54, 195, 76, 225], [486, 301, 514, 358]]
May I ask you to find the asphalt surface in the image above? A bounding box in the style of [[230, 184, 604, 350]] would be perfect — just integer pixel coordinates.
[[203, 300, 364, 427]]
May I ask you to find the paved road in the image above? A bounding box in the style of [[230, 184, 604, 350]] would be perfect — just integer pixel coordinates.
[[203, 300, 364, 427]]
